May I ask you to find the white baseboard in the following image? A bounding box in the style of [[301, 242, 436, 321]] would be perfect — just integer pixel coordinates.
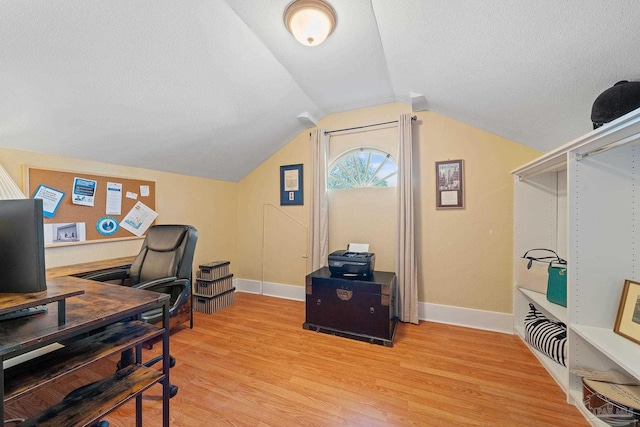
[[233, 278, 262, 294], [419, 301, 514, 334], [233, 278, 513, 334], [262, 281, 305, 301], [233, 278, 305, 301]]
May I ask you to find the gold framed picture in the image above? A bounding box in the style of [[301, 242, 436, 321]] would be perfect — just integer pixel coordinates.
[[613, 279, 640, 345]]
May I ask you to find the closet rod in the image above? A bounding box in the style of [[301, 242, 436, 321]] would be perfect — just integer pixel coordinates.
[[324, 115, 416, 135]]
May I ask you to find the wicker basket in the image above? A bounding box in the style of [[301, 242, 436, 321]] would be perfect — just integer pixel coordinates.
[[582, 378, 640, 426]]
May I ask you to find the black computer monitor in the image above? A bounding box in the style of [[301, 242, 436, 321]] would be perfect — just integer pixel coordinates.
[[0, 199, 47, 293]]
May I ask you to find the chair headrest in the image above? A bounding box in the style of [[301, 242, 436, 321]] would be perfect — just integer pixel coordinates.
[[145, 225, 190, 252]]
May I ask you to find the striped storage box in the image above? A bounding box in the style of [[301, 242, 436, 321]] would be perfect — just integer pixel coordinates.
[[194, 274, 233, 297], [197, 261, 230, 280], [193, 288, 235, 314]]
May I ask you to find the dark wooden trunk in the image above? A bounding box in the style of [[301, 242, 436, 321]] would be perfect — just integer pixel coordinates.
[[303, 267, 397, 346]]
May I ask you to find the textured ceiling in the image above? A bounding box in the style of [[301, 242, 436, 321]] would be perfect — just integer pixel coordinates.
[[2, 1, 640, 182]]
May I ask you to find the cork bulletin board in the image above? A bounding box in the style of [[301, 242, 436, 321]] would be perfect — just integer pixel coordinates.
[[26, 167, 156, 246]]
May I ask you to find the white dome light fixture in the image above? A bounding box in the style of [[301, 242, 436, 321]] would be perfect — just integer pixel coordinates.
[[284, 0, 337, 47]]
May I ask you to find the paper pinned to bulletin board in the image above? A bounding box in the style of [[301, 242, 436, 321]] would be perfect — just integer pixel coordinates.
[[26, 167, 156, 246]]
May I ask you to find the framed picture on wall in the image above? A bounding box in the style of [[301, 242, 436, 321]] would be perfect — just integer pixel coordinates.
[[280, 164, 303, 206], [613, 279, 640, 345], [435, 159, 464, 209]]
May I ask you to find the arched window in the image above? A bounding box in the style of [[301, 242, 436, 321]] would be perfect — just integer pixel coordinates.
[[328, 148, 397, 189]]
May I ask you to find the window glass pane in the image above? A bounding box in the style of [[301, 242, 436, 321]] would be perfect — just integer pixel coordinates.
[[328, 148, 397, 189]]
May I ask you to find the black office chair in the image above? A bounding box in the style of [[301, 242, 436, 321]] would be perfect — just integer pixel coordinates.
[[82, 224, 198, 398]]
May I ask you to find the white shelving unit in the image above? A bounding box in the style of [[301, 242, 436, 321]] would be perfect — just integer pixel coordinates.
[[512, 108, 640, 426], [517, 286, 567, 323]]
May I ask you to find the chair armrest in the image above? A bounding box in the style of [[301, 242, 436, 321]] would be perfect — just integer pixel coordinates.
[[169, 278, 190, 311], [82, 268, 129, 283], [134, 277, 190, 321], [133, 276, 179, 291]]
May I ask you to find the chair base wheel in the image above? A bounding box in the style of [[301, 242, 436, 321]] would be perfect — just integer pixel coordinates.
[[170, 384, 179, 398]]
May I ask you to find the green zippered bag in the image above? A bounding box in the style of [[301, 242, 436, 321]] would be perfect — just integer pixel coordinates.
[[547, 263, 567, 307]]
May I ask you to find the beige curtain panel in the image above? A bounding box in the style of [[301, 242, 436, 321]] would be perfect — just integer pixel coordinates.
[[309, 128, 329, 271], [395, 113, 419, 324]]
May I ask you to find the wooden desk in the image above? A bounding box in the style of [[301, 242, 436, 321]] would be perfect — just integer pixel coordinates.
[[46, 256, 136, 278], [47, 257, 193, 330], [1, 276, 170, 426]]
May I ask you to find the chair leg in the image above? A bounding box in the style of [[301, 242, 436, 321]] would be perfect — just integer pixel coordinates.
[[141, 354, 179, 397], [169, 382, 179, 398], [118, 349, 180, 398], [118, 349, 175, 370], [117, 348, 135, 371], [144, 354, 176, 368]]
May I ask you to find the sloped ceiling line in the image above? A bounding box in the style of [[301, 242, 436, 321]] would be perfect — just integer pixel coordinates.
[[1, 1, 640, 182]]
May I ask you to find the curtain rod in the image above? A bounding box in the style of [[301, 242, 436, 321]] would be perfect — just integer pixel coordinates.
[[324, 115, 417, 135]]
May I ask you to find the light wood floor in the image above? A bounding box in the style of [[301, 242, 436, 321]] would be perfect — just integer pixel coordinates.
[[7, 292, 589, 426]]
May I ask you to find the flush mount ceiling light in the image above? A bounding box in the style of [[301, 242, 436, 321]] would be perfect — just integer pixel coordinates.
[[284, 0, 337, 47]]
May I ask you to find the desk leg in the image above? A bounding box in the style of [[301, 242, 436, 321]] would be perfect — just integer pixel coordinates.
[[136, 343, 143, 427], [57, 299, 66, 326], [189, 276, 194, 329], [190, 295, 194, 329], [119, 316, 138, 371], [1, 361, 5, 423], [162, 300, 170, 427]]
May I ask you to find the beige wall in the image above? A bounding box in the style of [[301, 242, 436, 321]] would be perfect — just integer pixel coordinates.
[[1, 101, 541, 314], [414, 112, 540, 313], [236, 130, 311, 286], [327, 115, 398, 271], [0, 147, 237, 273], [235, 102, 541, 313]]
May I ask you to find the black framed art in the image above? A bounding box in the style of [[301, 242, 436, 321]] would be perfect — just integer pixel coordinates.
[[280, 164, 303, 206], [435, 159, 464, 209]]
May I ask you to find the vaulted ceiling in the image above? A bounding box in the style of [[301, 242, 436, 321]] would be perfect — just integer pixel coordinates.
[[2, 1, 640, 182]]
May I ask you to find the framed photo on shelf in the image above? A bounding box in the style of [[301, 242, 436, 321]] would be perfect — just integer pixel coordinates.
[[613, 279, 640, 345], [435, 159, 464, 209], [280, 164, 303, 206]]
